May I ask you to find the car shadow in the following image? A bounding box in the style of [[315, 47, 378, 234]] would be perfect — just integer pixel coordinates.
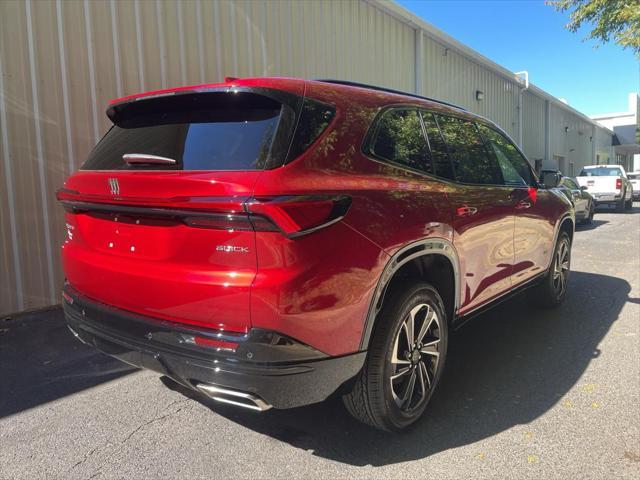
[[575, 219, 608, 231], [594, 202, 640, 214], [0, 308, 136, 418], [163, 270, 629, 466]]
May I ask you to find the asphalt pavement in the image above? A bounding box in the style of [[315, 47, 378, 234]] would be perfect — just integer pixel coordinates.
[[1, 203, 639, 479]]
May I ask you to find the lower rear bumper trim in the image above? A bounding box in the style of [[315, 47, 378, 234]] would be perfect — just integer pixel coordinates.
[[62, 286, 366, 409]]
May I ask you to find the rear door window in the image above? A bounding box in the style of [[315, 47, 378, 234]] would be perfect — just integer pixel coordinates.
[[83, 92, 283, 171], [421, 111, 455, 180], [368, 109, 432, 173], [435, 114, 503, 185]]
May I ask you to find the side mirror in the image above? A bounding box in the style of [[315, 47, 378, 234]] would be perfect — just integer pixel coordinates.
[[542, 172, 560, 188], [580, 185, 588, 191]]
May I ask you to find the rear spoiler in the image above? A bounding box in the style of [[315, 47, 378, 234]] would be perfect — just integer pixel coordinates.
[[106, 86, 302, 126]]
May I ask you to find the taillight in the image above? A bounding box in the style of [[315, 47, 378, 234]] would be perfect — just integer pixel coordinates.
[[180, 195, 352, 237], [616, 178, 622, 190], [58, 192, 351, 238], [247, 195, 351, 238]]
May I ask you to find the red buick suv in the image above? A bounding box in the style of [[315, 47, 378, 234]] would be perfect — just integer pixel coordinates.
[[58, 77, 574, 431]]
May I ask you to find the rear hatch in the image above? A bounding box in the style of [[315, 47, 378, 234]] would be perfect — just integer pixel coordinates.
[[59, 85, 302, 332]]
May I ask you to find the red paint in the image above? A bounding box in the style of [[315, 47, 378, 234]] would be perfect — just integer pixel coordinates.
[[192, 336, 238, 351], [59, 77, 572, 357], [108, 77, 305, 105]]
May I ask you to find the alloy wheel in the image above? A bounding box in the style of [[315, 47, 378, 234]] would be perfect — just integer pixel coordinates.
[[389, 303, 441, 413], [552, 239, 570, 296]]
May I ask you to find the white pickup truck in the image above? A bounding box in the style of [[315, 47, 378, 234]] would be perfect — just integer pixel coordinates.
[[576, 165, 634, 212]]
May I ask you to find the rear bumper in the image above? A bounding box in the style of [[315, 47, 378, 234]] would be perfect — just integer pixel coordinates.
[[62, 285, 366, 410], [592, 192, 621, 204]]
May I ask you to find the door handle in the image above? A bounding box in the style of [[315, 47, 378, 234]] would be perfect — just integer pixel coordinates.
[[516, 200, 531, 210], [456, 205, 478, 217]]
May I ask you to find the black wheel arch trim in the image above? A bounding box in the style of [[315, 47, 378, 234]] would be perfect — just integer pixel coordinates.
[[359, 238, 460, 350], [547, 212, 575, 271]]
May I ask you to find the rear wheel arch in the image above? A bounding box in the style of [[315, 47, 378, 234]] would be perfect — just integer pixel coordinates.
[[545, 214, 573, 272], [360, 239, 460, 350], [559, 216, 574, 245]]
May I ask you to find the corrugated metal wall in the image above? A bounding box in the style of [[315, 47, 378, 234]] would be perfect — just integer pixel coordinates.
[[522, 91, 546, 163], [0, 0, 614, 316], [420, 32, 519, 139], [0, 0, 417, 315], [549, 103, 606, 175]]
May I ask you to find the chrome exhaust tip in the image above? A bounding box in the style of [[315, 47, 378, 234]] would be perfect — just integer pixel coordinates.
[[195, 383, 272, 412]]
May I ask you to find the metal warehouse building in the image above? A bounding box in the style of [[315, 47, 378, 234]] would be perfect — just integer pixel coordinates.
[[0, 0, 616, 316]]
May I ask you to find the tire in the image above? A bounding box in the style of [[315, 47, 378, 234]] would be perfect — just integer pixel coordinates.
[[616, 196, 625, 212], [343, 281, 448, 431], [534, 231, 571, 308], [585, 202, 594, 224]]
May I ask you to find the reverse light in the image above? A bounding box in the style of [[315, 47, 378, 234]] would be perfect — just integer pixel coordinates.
[[615, 178, 622, 190]]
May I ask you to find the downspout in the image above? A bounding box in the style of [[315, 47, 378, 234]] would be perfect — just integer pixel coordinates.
[[591, 124, 596, 166], [515, 71, 529, 148], [415, 28, 424, 95], [544, 99, 551, 168]]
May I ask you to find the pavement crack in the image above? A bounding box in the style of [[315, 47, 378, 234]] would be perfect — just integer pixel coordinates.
[[70, 402, 189, 474], [120, 405, 185, 445], [72, 444, 101, 469]]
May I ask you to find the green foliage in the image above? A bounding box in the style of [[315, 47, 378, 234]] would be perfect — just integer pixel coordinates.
[[373, 110, 428, 170], [549, 0, 640, 56]]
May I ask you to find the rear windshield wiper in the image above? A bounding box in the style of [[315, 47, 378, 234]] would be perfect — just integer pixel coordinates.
[[123, 153, 177, 166]]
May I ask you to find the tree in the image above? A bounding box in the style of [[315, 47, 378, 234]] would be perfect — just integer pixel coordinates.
[[549, 0, 640, 56]]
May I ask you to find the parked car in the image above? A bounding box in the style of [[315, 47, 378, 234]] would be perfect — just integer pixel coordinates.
[[628, 171, 640, 200], [541, 169, 594, 224], [576, 165, 633, 212], [58, 78, 574, 431]]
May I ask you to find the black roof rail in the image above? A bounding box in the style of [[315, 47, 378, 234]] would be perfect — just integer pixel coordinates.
[[314, 79, 468, 112]]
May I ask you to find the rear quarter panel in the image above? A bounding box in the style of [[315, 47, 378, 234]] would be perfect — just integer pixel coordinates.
[[250, 83, 453, 355]]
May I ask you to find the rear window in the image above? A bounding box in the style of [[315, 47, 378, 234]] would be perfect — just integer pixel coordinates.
[[579, 167, 623, 177], [83, 92, 283, 171]]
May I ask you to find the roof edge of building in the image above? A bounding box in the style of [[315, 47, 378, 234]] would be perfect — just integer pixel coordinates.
[[368, 0, 614, 136]]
